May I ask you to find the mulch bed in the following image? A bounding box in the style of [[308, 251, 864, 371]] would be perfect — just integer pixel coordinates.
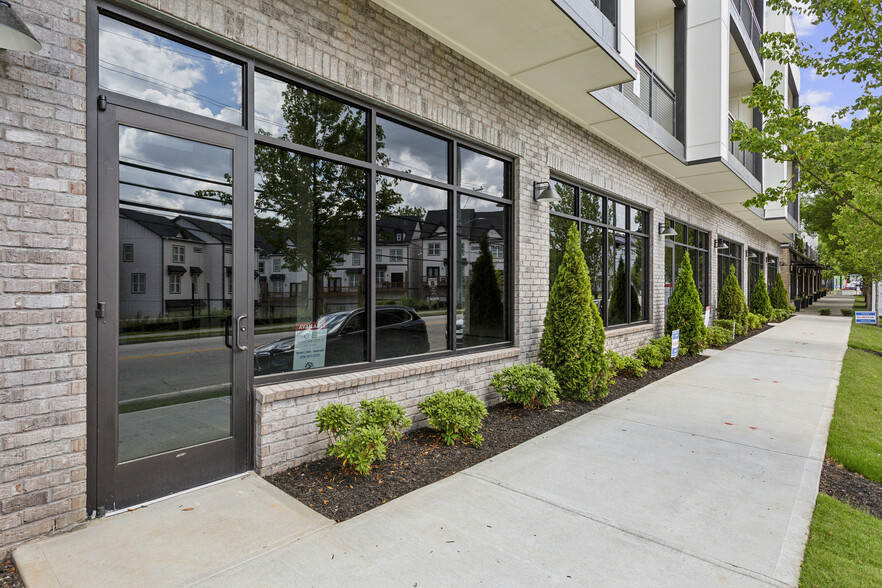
[[820, 457, 882, 519], [267, 354, 708, 522], [0, 557, 23, 588]]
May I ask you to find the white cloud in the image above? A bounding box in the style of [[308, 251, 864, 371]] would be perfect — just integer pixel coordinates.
[[792, 12, 816, 37], [803, 90, 833, 105]]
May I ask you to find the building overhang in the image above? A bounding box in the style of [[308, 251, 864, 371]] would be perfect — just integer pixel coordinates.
[[370, 0, 636, 111]]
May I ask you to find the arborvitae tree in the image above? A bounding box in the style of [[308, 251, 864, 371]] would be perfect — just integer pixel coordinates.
[[770, 272, 789, 310], [608, 256, 641, 325], [664, 252, 705, 356], [749, 279, 774, 318], [718, 265, 748, 328], [539, 224, 607, 401], [466, 233, 504, 343]]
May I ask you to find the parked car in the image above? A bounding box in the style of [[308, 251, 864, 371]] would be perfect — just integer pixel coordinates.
[[254, 305, 430, 375]]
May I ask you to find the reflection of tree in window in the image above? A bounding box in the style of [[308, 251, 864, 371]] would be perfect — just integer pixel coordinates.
[[253, 84, 400, 320], [608, 255, 640, 325], [465, 233, 503, 344]]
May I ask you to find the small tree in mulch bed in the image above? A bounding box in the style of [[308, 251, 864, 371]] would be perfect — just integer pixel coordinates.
[[770, 272, 790, 310], [665, 252, 706, 356], [539, 224, 608, 401], [718, 265, 748, 333], [749, 279, 774, 319]]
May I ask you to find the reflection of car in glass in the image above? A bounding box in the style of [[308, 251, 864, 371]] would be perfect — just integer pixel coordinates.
[[254, 305, 430, 375]]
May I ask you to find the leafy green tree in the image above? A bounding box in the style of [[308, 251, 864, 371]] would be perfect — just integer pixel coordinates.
[[730, 1, 882, 282], [749, 279, 774, 318], [665, 252, 705, 356], [718, 265, 748, 331], [770, 272, 790, 309], [540, 225, 607, 401], [466, 233, 504, 343]]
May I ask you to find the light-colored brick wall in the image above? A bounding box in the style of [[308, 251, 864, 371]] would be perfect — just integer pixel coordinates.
[[0, 0, 87, 555], [0, 0, 786, 551]]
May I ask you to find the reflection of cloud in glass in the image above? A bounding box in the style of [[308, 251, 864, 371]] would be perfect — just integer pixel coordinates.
[[99, 15, 242, 124], [380, 176, 446, 213], [377, 118, 449, 182], [254, 73, 287, 137], [459, 147, 504, 196]]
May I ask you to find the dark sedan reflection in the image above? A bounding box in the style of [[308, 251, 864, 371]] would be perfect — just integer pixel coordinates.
[[254, 305, 431, 375]]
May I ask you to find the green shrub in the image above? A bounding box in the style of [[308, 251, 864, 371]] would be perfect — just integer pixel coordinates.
[[818, 308, 831, 316], [650, 335, 673, 360], [770, 273, 789, 310], [316, 398, 411, 475], [713, 318, 735, 332], [718, 265, 748, 331], [746, 312, 763, 330], [703, 325, 734, 347], [491, 364, 561, 409], [841, 308, 854, 317], [665, 252, 706, 356], [749, 279, 774, 318], [326, 424, 387, 476], [605, 350, 647, 379], [540, 224, 608, 401], [635, 342, 664, 369], [419, 388, 488, 448], [769, 308, 789, 322], [358, 397, 412, 443]]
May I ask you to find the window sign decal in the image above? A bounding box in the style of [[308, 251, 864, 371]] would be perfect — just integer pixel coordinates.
[[292, 322, 329, 370]]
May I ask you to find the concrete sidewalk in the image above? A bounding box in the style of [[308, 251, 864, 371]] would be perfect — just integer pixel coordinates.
[[15, 313, 851, 587]]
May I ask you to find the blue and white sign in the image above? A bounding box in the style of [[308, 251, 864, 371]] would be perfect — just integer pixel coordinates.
[[292, 325, 328, 370], [855, 311, 878, 325], [671, 329, 680, 358]]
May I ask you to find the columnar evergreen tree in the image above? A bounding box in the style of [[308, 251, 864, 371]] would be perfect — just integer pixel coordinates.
[[466, 233, 504, 343], [749, 279, 774, 318], [718, 265, 748, 328], [608, 257, 641, 325], [665, 253, 705, 356], [539, 224, 607, 401], [770, 272, 789, 310]]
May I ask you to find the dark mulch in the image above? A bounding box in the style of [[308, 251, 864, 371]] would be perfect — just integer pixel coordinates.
[[267, 354, 707, 522], [0, 557, 23, 588], [820, 457, 882, 519]]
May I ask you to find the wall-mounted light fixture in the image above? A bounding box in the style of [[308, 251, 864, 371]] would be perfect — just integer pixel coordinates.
[[0, 1, 42, 52], [746, 251, 757, 260], [532, 181, 560, 203], [658, 223, 677, 237], [714, 239, 728, 252]]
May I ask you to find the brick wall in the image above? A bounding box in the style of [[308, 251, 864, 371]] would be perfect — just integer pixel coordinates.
[[0, 0, 787, 551], [0, 0, 87, 555]]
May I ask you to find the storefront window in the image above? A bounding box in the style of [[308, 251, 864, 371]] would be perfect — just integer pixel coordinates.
[[747, 248, 764, 304], [717, 238, 743, 296], [664, 220, 709, 312], [548, 179, 648, 327]]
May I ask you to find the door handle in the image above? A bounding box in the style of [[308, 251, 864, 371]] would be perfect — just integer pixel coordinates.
[[235, 315, 248, 351], [224, 315, 233, 349]]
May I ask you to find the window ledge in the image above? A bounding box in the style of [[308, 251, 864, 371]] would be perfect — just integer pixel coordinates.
[[605, 322, 655, 338], [256, 347, 522, 404]]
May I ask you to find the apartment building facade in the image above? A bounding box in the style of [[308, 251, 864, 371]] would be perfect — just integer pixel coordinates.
[[0, 0, 814, 552]]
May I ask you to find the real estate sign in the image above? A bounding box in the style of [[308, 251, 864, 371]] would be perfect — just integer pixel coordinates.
[[855, 311, 878, 325], [293, 323, 328, 370], [671, 329, 680, 358], [703, 306, 711, 328]]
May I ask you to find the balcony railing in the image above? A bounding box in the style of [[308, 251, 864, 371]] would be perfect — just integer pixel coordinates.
[[731, 0, 762, 54], [618, 54, 676, 136], [728, 114, 761, 181]]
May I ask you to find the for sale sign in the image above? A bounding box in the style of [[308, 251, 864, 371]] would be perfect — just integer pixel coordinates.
[[671, 329, 680, 358], [855, 311, 878, 325], [292, 323, 328, 370]]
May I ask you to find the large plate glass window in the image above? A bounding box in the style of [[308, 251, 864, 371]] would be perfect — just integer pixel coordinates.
[[767, 255, 778, 291], [717, 238, 744, 297], [663, 220, 709, 313], [747, 248, 764, 304], [548, 179, 648, 327]]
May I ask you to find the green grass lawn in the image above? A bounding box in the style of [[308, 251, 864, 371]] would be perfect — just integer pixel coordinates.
[[849, 323, 882, 355], [800, 494, 882, 588], [826, 348, 882, 485], [853, 295, 866, 309]]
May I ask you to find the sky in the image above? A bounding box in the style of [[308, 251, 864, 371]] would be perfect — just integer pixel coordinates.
[[791, 10, 863, 126]]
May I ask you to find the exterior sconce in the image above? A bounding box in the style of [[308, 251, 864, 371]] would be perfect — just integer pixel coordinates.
[[533, 181, 560, 203], [0, 1, 42, 52], [714, 239, 728, 252], [658, 223, 677, 237], [747, 251, 757, 259]]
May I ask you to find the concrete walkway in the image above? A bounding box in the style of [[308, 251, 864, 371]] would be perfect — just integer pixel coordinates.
[[15, 313, 851, 587], [795, 289, 856, 315]]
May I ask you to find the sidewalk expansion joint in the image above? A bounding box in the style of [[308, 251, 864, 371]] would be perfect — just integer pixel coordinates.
[[590, 413, 824, 462], [463, 471, 787, 587]]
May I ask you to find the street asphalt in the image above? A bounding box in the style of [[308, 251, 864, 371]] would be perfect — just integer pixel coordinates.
[[14, 303, 852, 587]]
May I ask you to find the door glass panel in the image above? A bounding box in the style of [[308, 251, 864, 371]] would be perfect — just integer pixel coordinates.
[[117, 126, 233, 462], [99, 15, 243, 125]]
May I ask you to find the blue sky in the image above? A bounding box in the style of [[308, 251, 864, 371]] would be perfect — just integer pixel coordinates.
[[791, 10, 863, 125]]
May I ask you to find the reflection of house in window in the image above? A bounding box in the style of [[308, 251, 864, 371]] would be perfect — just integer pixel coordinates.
[[131, 273, 145, 294], [428, 242, 440, 256], [390, 249, 403, 262], [352, 252, 361, 266], [172, 244, 185, 263], [376, 249, 383, 262], [376, 270, 384, 283], [169, 274, 181, 294], [272, 258, 282, 272], [348, 274, 359, 288], [258, 260, 265, 273], [491, 244, 503, 260], [123, 243, 134, 262]]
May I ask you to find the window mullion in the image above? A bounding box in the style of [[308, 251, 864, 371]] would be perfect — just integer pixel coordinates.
[[367, 110, 378, 363]]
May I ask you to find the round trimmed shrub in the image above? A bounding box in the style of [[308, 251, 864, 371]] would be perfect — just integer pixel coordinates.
[[605, 350, 647, 379], [418, 388, 487, 448], [491, 364, 561, 409], [540, 224, 608, 401], [704, 325, 734, 347], [635, 342, 664, 368], [650, 335, 673, 361], [665, 252, 705, 356]]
